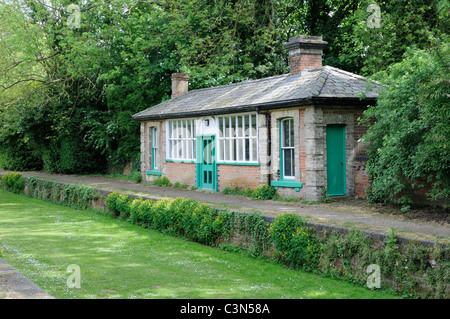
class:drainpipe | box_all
[256,107,272,185]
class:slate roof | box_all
[132,66,380,121]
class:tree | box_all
[340,0,448,75]
[361,42,449,206]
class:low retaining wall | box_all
[1,173,449,299]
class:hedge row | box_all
[0,173,99,209]
[106,192,235,246]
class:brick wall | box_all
[165,162,197,187]
[217,164,261,191]
[290,54,322,75]
[355,166,369,198]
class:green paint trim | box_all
[326,125,346,196]
[165,159,196,163]
[271,180,303,192]
[196,135,218,192]
[146,170,162,177]
[217,162,260,166]
[151,128,156,171]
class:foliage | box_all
[269,213,319,269]
[105,193,235,246]
[23,176,98,209]
[235,212,271,257]
[251,184,278,200]
[173,182,188,189]
[340,0,449,75]
[361,43,450,204]
[1,173,25,194]
[152,176,172,187]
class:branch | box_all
[0,78,59,92]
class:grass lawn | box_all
[0,190,399,299]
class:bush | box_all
[110,194,235,246]
[61,185,97,209]
[105,192,132,217]
[1,173,25,194]
[152,176,172,187]
[252,184,277,200]
[105,192,121,215]
[269,213,319,269]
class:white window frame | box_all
[166,119,196,161]
[217,113,258,163]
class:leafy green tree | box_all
[361,42,449,205]
[340,0,448,75]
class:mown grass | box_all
[0,190,398,299]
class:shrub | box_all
[251,184,277,200]
[152,176,172,187]
[269,213,319,269]
[61,185,96,209]
[106,192,121,215]
[130,171,142,184]
[116,193,132,218]
[1,173,25,194]
[129,199,145,224]
[137,200,154,226]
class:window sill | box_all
[270,180,303,192]
[146,170,162,177]
[217,162,260,166]
[165,159,195,163]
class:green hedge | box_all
[1,173,25,194]
[26,176,99,209]
[106,193,234,246]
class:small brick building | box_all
[132,35,379,201]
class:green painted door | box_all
[326,125,346,196]
[196,136,217,191]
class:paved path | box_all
[0,258,54,299]
[7,171,450,243]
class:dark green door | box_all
[326,125,346,196]
[196,136,217,191]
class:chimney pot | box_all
[284,35,327,76]
[171,73,189,98]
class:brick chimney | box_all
[171,73,189,98]
[284,35,327,76]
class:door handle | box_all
[339,160,343,166]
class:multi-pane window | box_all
[217,113,258,162]
[150,127,159,170]
[166,119,196,161]
[281,118,295,179]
